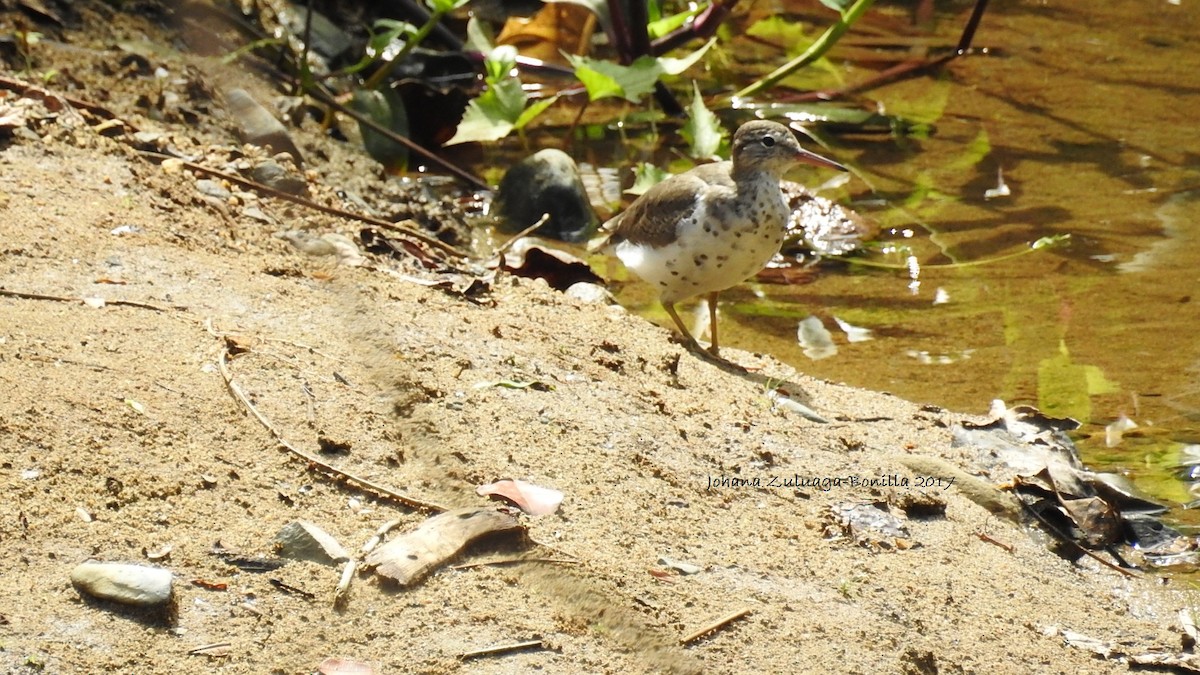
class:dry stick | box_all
[304,84,489,192]
[459,640,545,660]
[137,150,469,262]
[0,288,176,312]
[787,55,953,103]
[975,532,1014,553]
[490,213,551,261]
[680,607,752,645]
[449,557,579,570]
[333,558,356,610]
[361,518,407,555]
[216,346,448,513]
[187,643,232,656]
[339,518,410,609]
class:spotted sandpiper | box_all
[598,120,846,356]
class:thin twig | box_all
[360,518,406,555]
[216,345,448,513]
[776,0,993,104]
[333,558,356,610]
[187,642,232,656]
[491,213,551,261]
[680,607,752,645]
[0,288,178,312]
[458,640,545,660]
[450,557,579,571]
[735,0,877,99]
[975,532,1014,553]
[303,84,488,192]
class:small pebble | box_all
[195,179,232,201]
[564,282,613,304]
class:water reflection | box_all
[709,1,1200,518]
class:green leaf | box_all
[647,4,703,39]
[368,19,417,60]
[350,88,410,169]
[485,45,518,83]
[445,78,526,145]
[568,53,660,102]
[447,45,558,144]
[818,0,855,12]
[1031,234,1070,250]
[465,16,495,53]
[446,76,530,144]
[571,61,625,100]
[566,38,713,103]
[491,77,527,118]
[446,100,514,145]
[614,56,665,99]
[628,162,671,196]
[514,94,560,130]
[656,37,716,75]
[680,81,724,159]
[425,0,471,14]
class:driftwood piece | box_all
[364,507,523,586]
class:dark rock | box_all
[495,149,597,243]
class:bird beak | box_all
[797,147,847,172]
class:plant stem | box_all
[734,0,876,100]
[363,10,447,91]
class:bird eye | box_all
[761,136,776,147]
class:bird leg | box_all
[706,292,721,357]
[663,303,708,354]
[664,300,723,357]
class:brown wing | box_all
[601,161,735,249]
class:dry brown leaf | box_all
[496,3,596,65]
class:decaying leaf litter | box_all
[2,1,1200,674]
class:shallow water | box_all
[606,1,1200,523]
